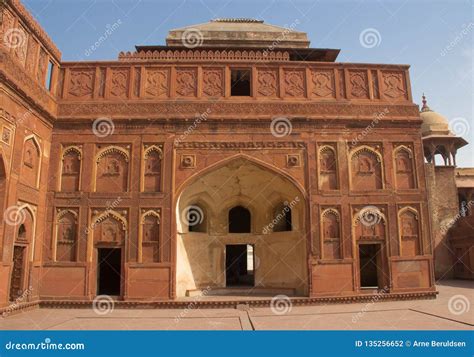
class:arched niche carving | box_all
[16,203,37,261]
[61,146,82,192]
[22,135,41,188]
[91,210,127,245]
[272,202,292,232]
[139,209,161,263]
[398,207,420,256]
[321,208,341,259]
[142,145,163,192]
[229,205,251,233]
[186,203,207,233]
[350,146,384,191]
[394,145,416,189]
[95,146,129,192]
[353,206,387,241]
[55,209,78,262]
[318,145,338,190]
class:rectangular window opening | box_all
[45,61,54,91]
[230,69,251,96]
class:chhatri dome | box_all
[420,94,451,136]
[420,94,467,166]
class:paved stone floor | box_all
[1,280,472,330]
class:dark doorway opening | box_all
[230,69,251,96]
[9,246,25,301]
[226,244,254,287]
[359,244,381,289]
[97,248,121,296]
[228,206,251,233]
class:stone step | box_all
[186,287,296,297]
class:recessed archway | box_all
[175,156,308,297]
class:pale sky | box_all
[24,0,473,167]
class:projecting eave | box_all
[134,45,340,62]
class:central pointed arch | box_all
[174,154,309,298]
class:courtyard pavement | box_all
[1,280,472,330]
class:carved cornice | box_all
[7,0,61,60]
[57,101,420,121]
[118,49,290,62]
[0,48,57,121]
[175,141,306,149]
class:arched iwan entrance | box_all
[175,157,308,297]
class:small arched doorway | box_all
[175,156,308,297]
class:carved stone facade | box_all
[3,3,471,308]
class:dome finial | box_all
[421,93,432,112]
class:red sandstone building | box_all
[0,0,472,309]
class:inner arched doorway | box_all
[175,156,308,297]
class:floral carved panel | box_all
[145,68,169,98]
[176,68,197,97]
[109,69,129,99]
[202,69,224,97]
[283,69,305,98]
[381,71,407,101]
[68,70,95,99]
[311,70,335,99]
[348,70,369,99]
[257,69,278,97]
